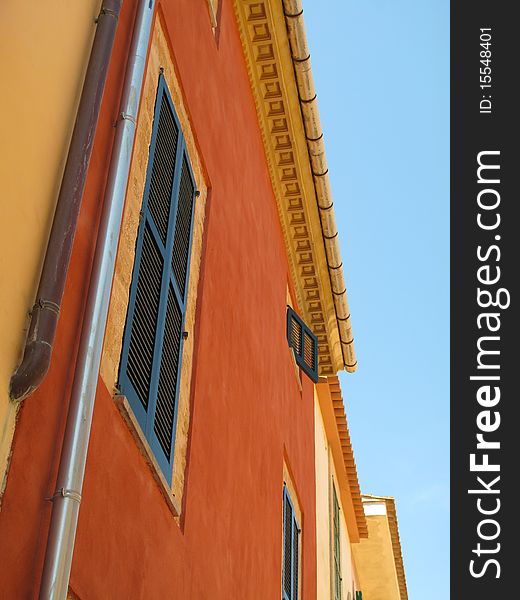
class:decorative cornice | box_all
[233,0,355,375]
[281,0,356,373]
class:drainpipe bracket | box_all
[46,488,82,504]
[119,112,137,125]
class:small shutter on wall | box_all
[286,306,318,382]
[355,593,363,600]
[119,75,196,484]
[283,487,300,600]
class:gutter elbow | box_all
[9,300,58,402]
[9,340,52,402]
[8,0,121,404]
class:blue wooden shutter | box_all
[119,75,196,483]
[283,487,300,600]
[286,306,318,382]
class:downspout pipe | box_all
[39,1,155,598]
[9,0,122,402]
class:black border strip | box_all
[451,4,517,596]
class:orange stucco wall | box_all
[0,1,318,598]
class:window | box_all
[355,593,363,600]
[333,485,342,600]
[283,487,300,600]
[287,306,318,382]
[118,74,196,484]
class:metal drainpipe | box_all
[39,1,155,597]
[9,0,122,402]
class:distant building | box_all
[352,495,409,600]
[0,1,407,599]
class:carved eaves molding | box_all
[234,0,346,375]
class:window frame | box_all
[286,306,319,383]
[118,74,197,484]
[283,485,301,600]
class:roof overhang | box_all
[233,0,356,375]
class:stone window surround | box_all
[100,14,208,519]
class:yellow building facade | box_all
[315,377,367,599]
[353,495,409,600]
[0,0,102,495]
[314,380,409,600]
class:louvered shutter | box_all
[119,75,196,483]
[286,307,318,383]
[283,487,300,600]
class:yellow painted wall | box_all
[334,450,358,600]
[352,503,402,600]
[339,501,358,600]
[315,395,332,599]
[314,392,359,599]
[0,0,102,497]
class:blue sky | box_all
[303,1,449,598]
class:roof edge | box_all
[233,0,356,375]
[282,0,357,372]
